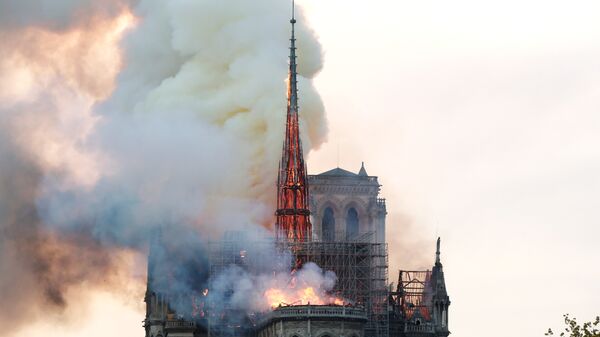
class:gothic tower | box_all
[275,2,312,243]
[431,238,450,336]
[307,162,387,243]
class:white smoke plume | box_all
[41,0,326,243]
[0,0,327,334]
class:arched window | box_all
[346,208,359,240]
[322,207,335,242]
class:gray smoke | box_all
[145,228,341,327]
[0,0,326,334]
[208,261,338,319]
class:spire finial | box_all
[435,237,442,266]
[358,161,368,176]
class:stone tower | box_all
[307,163,387,243]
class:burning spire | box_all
[275,0,312,243]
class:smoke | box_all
[146,230,342,327]
[39,0,326,243]
[0,6,142,333]
[0,0,326,334]
[0,0,137,31]
[208,261,338,316]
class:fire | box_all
[300,287,319,304]
[264,286,345,309]
[261,263,346,309]
[333,297,345,306]
[265,288,288,307]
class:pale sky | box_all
[11,1,600,336]
[304,1,600,336]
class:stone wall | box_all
[308,167,386,243]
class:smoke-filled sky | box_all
[1,0,325,335]
[1,0,599,337]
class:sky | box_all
[4,1,600,337]
[302,0,600,336]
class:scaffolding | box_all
[285,240,389,337]
[397,270,432,321]
[205,231,389,337]
[206,232,273,337]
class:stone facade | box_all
[256,305,367,337]
[144,291,202,337]
[308,164,386,244]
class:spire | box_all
[358,161,368,176]
[435,237,442,267]
[431,236,450,331]
[289,0,298,116]
[275,0,312,243]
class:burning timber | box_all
[143,3,450,337]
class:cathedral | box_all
[308,163,387,244]
[143,5,450,337]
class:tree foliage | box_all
[546,314,600,337]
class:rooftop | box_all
[316,167,359,177]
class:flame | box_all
[264,286,345,309]
[333,297,345,306]
[265,288,288,307]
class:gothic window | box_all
[346,207,359,240]
[322,207,335,242]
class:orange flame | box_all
[264,286,345,309]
